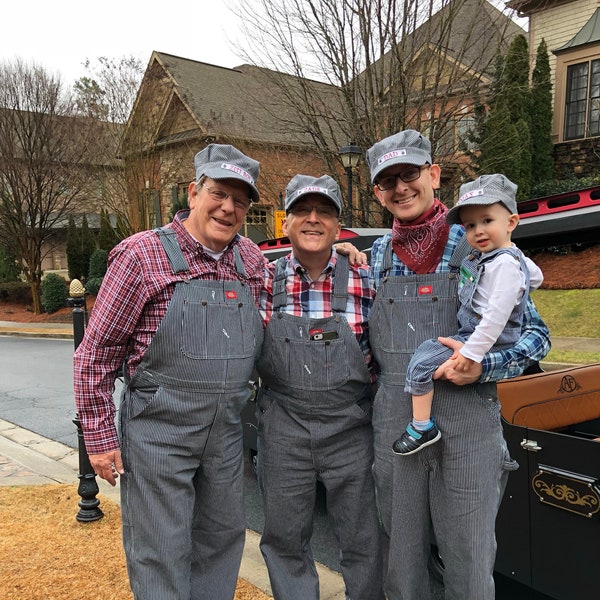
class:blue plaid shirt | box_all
[370,224,551,382]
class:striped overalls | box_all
[369,239,518,600]
[119,229,264,600]
[255,255,384,600]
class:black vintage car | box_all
[494,364,600,599]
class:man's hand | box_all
[433,337,482,386]
[334,242,368,266]
[88,450,124,486]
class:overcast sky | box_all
[2,1,245,87]
[3,1,527,89]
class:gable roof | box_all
[149,52,343,147]
[422,0,524,70]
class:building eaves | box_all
[553,7,600,54]
[505,0,572,18]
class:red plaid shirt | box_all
[73,211,266,454]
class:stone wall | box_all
[554,138,600,178]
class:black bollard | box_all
[68,279,103,522]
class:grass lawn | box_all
[530,288,600,364]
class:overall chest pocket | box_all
[180,300,257,359]
[270,335,350,391]
[371,274,460,354]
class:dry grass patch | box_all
[0,484,271,599]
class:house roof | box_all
[150,52,343,147]
[506,0,572,18]
[139,0,523,152]
[411,0,525,73]
[554,7,600,54]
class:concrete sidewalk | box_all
[0,418,346,600]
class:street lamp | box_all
[68,279,103,523]
[339,143,362,227]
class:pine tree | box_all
[531,39,554,184]
[480,100,520,176]
[479,35,533,197]
[515,119,532,200]
[80,215,97,281]
[98,209,118,252]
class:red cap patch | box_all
[418,285,433,295]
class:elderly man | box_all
[74,144,266,600]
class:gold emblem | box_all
[532,466,600,518]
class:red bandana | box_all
[391,199,450,274]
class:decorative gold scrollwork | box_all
[532,466,600,518]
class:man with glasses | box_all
[254,174,384,600]
[74,144,266,600]
[364,130,550,599]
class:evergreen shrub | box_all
[41,273,68,314]
[85,277,103,296]
[88,249,108,280]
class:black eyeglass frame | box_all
[375,164,431,191]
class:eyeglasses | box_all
[375,164,430,191]
[201,183,252,211]
[288,204,339,219]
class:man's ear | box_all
[429,164,441,190]
[373,186,386,207]
[334,221,342,240]
[188,181,198,208]
[282,217,289,236]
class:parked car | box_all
[493,364,600,599]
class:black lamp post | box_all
[68,279,104,522]
[339,143,362,227]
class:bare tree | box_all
[74,57,143,239]
[0,59,92,313]
[233,0,523,223]
[75,56,192,238]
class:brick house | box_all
[121,53,339,241]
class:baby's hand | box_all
[452,353,476,373]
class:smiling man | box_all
[74,144,266,600]
[364,130,550,600]
[254,174,384,600]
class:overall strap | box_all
[154,228,190,273]
[272,257,288,311]
[331,253,350,313]
[232,244,247,278]
[381,238,394,275]
[480,246,530,288]
[448,235,472,271]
